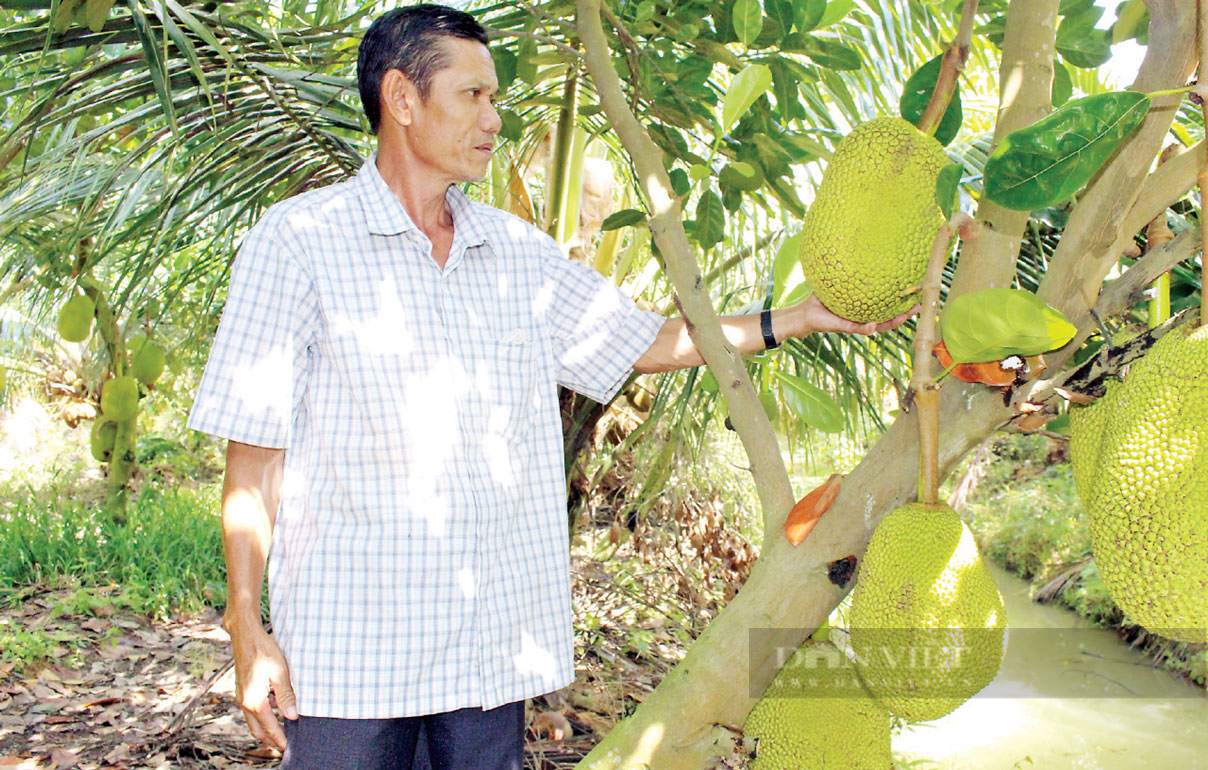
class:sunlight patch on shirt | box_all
[511,631,560,686]
[562,289,623,366]
[330,277,415,357]
[456,567,476,600]
[229,345,292,421]
[401,356,465,539]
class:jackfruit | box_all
[848,503,1006,722]
[100,376,139,422]
[1070,320,1208,644]
[90,419,117,463]
[799,116,950,324]
[743,641,891,769]
[129,337,166,385]
[57,294,95,343]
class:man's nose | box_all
[484,104,502,135]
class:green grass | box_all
[0,480,226,618]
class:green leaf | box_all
[816,0,855,28]
[497,110,523,142]
[493,48,517,94]
[899,54,963,146]
[669,168,691,196]
[791,0,826,32]
[941,288,1078,363]
[777,372,845,433]
[689,164,713,181]
[779,281,813,308]
[693,189,726,250]
[765,0,795,34]
[84,0,117,33]
[601,209,648,231]
[1111,0,1148,44]
[983,91,1151,211]
[722,64,773,132]
[1051,60,1072,108]
[788,34,862,70]
[773,231,802,303]
[935,163,962,220]
[1056,3,1111,68]
[733,0,764,47]
[719,161,764,192]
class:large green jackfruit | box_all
[90,419,117,463]
[57,294,95,343]
[799,116,950,324]
[848,503,1006,722]
[100,376,139,422]
[743,641,891,769]
[1070,320,1208,643]
[129,336,166,385]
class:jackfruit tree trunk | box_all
[106,416,137,524]
[571,0,1195,766]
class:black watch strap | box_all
[760,308,779,350]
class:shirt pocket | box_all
[485,334,538,445]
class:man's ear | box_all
[380,69,415,129]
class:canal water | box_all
[893,563,1208,769]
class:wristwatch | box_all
[760,308,780,350]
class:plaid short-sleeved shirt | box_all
[187,153,663,719]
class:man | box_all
[187,5,909,769]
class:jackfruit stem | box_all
[1146,145,1177,329]
[912,217,964,504]
[916,0,979,138]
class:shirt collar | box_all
[355,151,491,250]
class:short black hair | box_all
[357,4,490,135]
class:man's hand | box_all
[795,294,918,336]
[227,619,297,751]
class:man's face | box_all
[403,37,502,185]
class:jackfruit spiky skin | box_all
[743,641,891,769]
[848,503,1006,722]
[1068,383,1116,507]
[799,117,949,324]
[1074,321,1208,644]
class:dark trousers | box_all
[280,700,525,770]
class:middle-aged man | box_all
[187,5,911,769]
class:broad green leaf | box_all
[1051,60,1072,108]
[85,0,117,33]
[816,0,855,28]
[1111,0,1148,44]
[779,281,812,308]
[601,209,648,231]
[497,110,523,142]
[1056,3,1111,68]
[899,54,963,146]
[791,0,826,32]
[765,0,795,34]
[722,64,773,132]
[669,168,691,196]
[983,91,1150,211]
[941,288,1077,363]
[53,0,83,34]
[693,189,726,250]
[733,0,764,47]
[493,48,517,94]
[516,38,538,85]
[770,58,804,122]
[773,231,802,303]
[935,163,962,220]
[719,161,764,191]
[636,0,657,23]
[788,34,862,70]
[689,164,713,181]
[759,390,780,423]
[777,372,845,433]
[700,370,719,393]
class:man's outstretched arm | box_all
[221,440,296,751]
[633,294,916,374]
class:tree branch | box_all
[917,0,980,137]
[576,0,795,539]
[948,0,1059,300]
[1037,0,1197,350]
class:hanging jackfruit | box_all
[743,641,891,769]
[90,419,118,462]
[100,376,139,422]
[848,503,1007,722]
[799,116,950,323]
[1069,320,1208,644]
[129,337,166,385]
[57,294,95,343]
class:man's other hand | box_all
[228,620,297,751]
[797,294,918,336]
